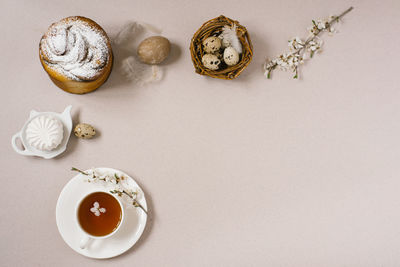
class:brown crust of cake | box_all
[39,16,113,94]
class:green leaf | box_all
[312,20,317,26]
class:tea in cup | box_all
[76,191,124,249]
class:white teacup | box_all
[76,191,125,249]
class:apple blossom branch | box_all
[71,167,148,215]
[264,6,353,79]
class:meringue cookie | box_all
[25,115,64,151]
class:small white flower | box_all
[327,26,337,35]
[317,20,325,30]
[287,53,302,67]
[129,190,138,200]
[307,37,323,54]
[90,201,106,216]
[262,7,352,80]
[308,26,318,36]
[89,168,98,176]
[264,58,277,70]
[288,37,305,51]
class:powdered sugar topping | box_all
[40,17,110,81]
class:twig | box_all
[71,167,148,214]
[71,167,88,176]
[265,7,353,79]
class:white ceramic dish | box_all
[56,167,148,259]
[11,105,72,159]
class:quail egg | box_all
[202,54,221,70]
[223,47,240,66]
[74,123,96,139]
[202,37,221,54]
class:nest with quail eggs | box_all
[190,15,253,80]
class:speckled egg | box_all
[223,47,240,66]
[137,36,171,65]
[202,54,221,70]
[74,123,96,139]
[202,37,221,54]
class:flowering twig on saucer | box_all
[264,6,353,79]
[71,167,148,215]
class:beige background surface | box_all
[1,0,400,266]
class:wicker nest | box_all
[190,15,253,80]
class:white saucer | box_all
[56,167,147,259]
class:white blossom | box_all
[288,37,305,50]
[72,167,148,214]
[128,189,138,200]
[316,19,326,30]
[307,38,323,55]
[90,201,106,216]
[264,7,353,79]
